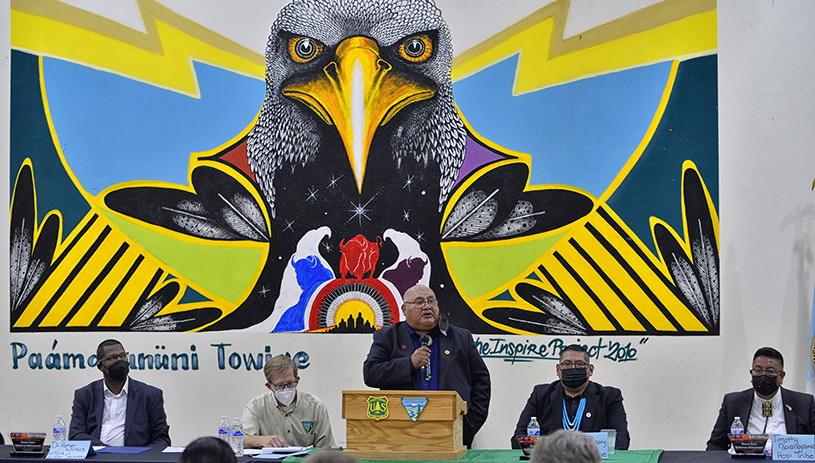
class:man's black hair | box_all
[97,339,123,359]
[753,346,784,369]
[559,344,590,363]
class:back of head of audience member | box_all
[302,449,359,463]
[180,437,236,463]
[531,429,601,463]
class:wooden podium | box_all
[342,390,468,460]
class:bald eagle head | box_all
[247,0,466,217]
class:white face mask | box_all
[275,388,296,407]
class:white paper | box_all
[162,447,263,455]
[161,447,186,453]
[261,445,312,454]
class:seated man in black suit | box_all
[511,344,630,450]
[363,284,491,448]
[69,339,170,447]
[707,346,815,450]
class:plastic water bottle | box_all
[527,416,541,436]
[218,416,230,442]
[53,415,67,441]
[230,417,244,456]
[731,416,744,435]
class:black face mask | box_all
[752,374,779,396]
[561,367,589,389]
[107,360,130,381]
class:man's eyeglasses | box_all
[405,298,437,308]
[269,380,297,391]
[100,352,129,363]
[751,368,781,377]
[559,361,589,369]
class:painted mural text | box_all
[9,340,310,371]
[210,343,310,370]
[474,337,643,364]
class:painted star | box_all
[328,174,342,189]
[403,174,415,191]
[306,187,319,203]
[347,196,376,225]
[403,210,410,221]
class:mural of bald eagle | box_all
[248,0,466,216]
[97,0,599,334]
[93,0,714,336]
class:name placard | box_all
[587,432,609,459]
[46,441,96,460]
[773,435,815,461]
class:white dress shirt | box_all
[747,389,786,435]
[100,378,129,446]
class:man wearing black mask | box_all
[510,344,630,449]
[706,347,815,450]
[69,339,170,447]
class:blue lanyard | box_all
[562,398,586,431]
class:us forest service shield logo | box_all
[367,396,389,420]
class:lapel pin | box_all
[445,350,450,355]
[787,405,793,411]
[401,345,407,350]
[586,412,591,418]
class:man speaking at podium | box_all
[363,284,491,447]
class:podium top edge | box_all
[342,390,462,397]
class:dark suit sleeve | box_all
[511,386,542,449]
[462,331,490,442]
[69,388,104,446]
[363,326,413,388]
[146,388,170,447]
[605,388,630,450]
[706,395,731,450]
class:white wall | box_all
[2,0,815,452]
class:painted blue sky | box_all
[42,58,265,195]
[453,56,673,197]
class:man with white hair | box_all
[531,430,601,463]
[363,284,491,447]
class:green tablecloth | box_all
[284,449,663,463]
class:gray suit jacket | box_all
[69,378,170,447]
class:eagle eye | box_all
[288,37,323,63]
[398,34,433,63]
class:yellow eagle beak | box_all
[283,37,435,193]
